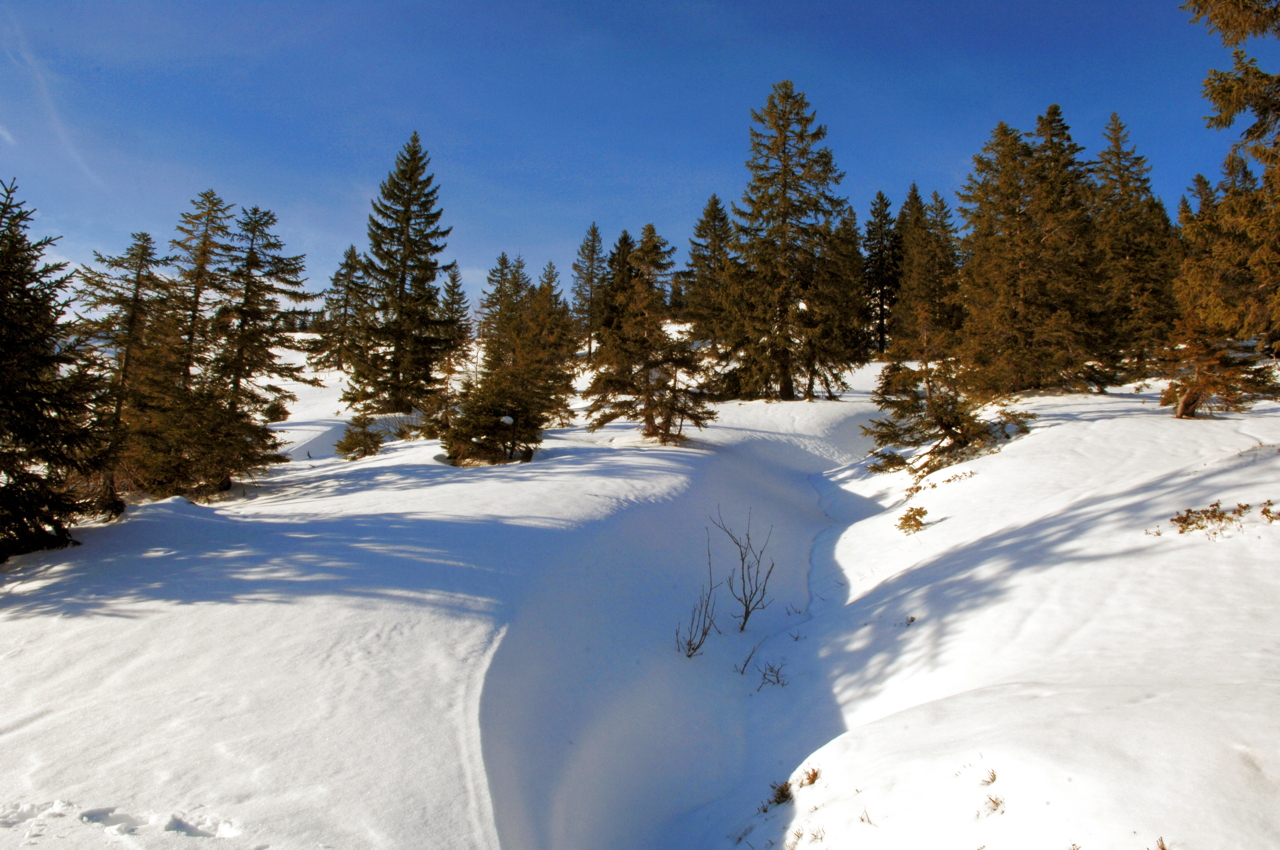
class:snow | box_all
[2,358,1278,849]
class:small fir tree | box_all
[570,223,606,357]
[311,245,371,373]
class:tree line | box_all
[3,0,1278,561]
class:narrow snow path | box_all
[479,398,878,850]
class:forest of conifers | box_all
[3,0,1279,563]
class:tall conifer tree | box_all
[346,132,453,414]
[864,191,901,356]
[683,194,737,348]
[570,223,606,356]
[726,80,846,400]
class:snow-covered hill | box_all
[2,362,1277,850]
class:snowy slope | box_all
[2,357,1278,850]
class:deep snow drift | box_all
[1,360,1277,850]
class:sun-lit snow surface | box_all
[2,351,1278,849]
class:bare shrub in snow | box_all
[757,660,787,690]
[675,551,721,658]
[713,508,776,631]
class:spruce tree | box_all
[570,223,606,356]
[892,190,963,362]
[795,209,870,400]
[683,194,737,349]
[1091,114,1180,372]
[0,182,102,561]
[346,132,453,414]
[864,190,901,356]
[727,80,847,400]
[585,224,715,441]
[443,257,575,463]
[955,108,1106,395]
[169,190,233,387]
[75,232,172,509]
[311,245,371,373]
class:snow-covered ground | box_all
[2,357,1277,849]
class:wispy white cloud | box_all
[0,124,14,145]
[3,11,106,190]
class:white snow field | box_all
[2,359,1278,850]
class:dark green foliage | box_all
[570,223,606,355]
[417,265,473,437]
[585,224,716,442]
[796,209,870,400]
[75,231,173,510]
[346,132,453,414]
[169,190,233,388]
[862,361,1032,479]
[955,108,1108,394]
[1092,114,1179,372]
[892,191,963,362]
[0,182,102,562]
[865,191,901,356]
[443,257,577,463]
[725,80,848,400]
[682,194,738,348]
[335,411,386,460]
[311,245,371,373]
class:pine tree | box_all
[683,194,737,348]
[864,190,901,356]
[892,191,963,362]
[727,80,847,400]
[181,206,309,490]
[169,190,233,388]
[862,360,1031,479]
[955,108,1106,395]
[1092,114,1179,373]
[442,258,575,463]
[75,231,173,509]
[0,182,102,561]
[795,209,869,400]
[585,224,715,441]
[570,223,606,356]
[346,132,453,414]
[311,245,371,373]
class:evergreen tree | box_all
[585,224,716,441]
[595,230,638,342]
[892,191,963,362]
[1091,114,1180,372]
[443,257,575,463]
[795,209,870,400]
[955,108,1106,395]
[169,190,233,388]
[311,245,371,373]
[346,132,453,414]
[864,190,901,356]
[726,80,847,400]
[75,231,172,509]
[0,182,102,561]
[683,194,737,348]
[569,223,605,358]
[862,360,1031,479]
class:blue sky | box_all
[1,1,1272,301]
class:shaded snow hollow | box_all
[2,359,1278,850]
